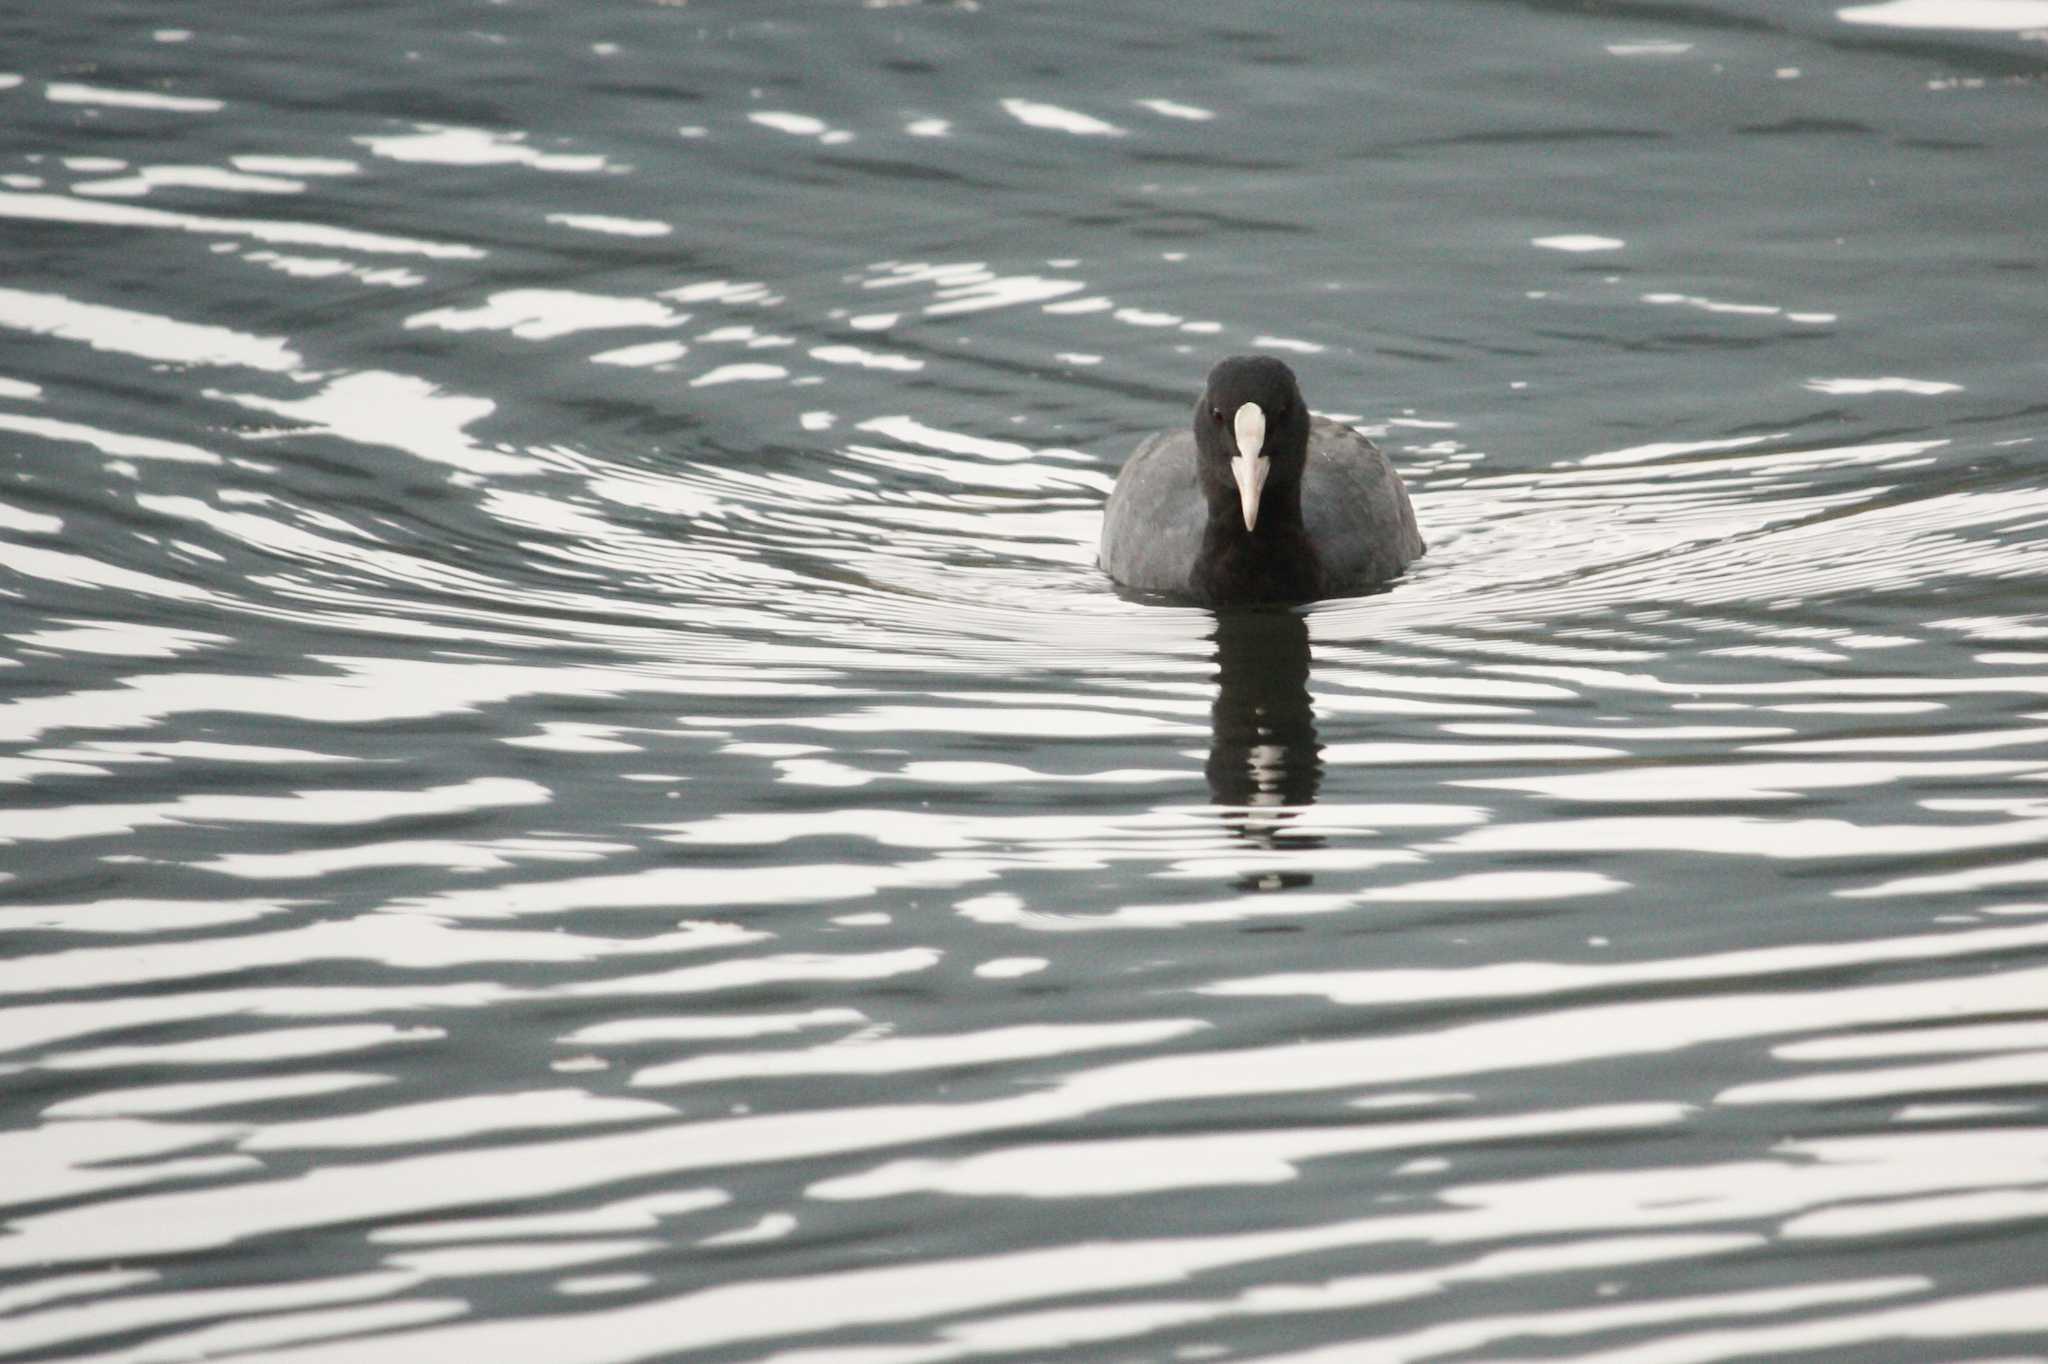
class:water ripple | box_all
[7,1,2048,1359]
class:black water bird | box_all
[1099,356,1425,604]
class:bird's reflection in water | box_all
[1205,608,1323,887]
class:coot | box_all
[1099,355,1424,604]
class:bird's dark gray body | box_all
[1099,416,1425,598]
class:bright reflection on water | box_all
[4,1,2048,1360]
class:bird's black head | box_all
[1193,355,1310,534]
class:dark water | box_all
[6,1,2048,1358]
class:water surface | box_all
[5,1,2048,1360]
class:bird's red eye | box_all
[1211,407,1225,421]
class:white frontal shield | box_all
[1230,402,1270,532]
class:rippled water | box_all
[6,1,2048,1359]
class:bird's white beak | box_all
[1230,401,1269,532]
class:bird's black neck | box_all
[1194,506,1323,604]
